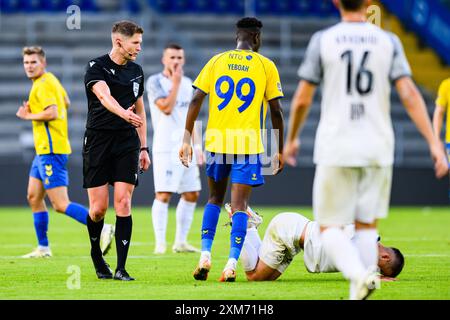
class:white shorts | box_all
[152,152,201,194]
[259,213,310,274]
[313,165,392,226]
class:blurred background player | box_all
[228,205,404,282]
[179,17,285,282]
[17,46,114,258]
[83,21,150,281]
[284,0,448,299]
[146,43,202,254]
[432,77,450,201]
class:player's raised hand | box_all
[122,104,143,128]
[272,152,284,175]
[283,138,300,167]
[171,63,183,84]
[179,142,192,168]
[430,142,448,178]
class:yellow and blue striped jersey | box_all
[28,72,71,155]
[193,49,283,154]
[436,78,450,143]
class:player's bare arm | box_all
[396,76,448,178]
[284,80,316,166]
[180,89,206,167]
[134,96,151,171]
[16,101,58,121]
[91,80,143,128]
[432,103,446,147]
[155,64,183,115]
[268,98,285,175]
[193,121,205,166]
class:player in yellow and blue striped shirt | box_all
[16,46,114,258]
[433,77,450,201]
[179,17,285,282]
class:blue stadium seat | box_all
[229,0,245,14]
[311,0,339,16]
[171,0,192,13]
[273,0,291,14]
[124,0,141,13]
[0,0,22,13]
[73,0,98,12]
[20,0,44,12]
[255,0,272,14]
[213,0,232,13]
[193,0,211,13]
[289,0,313,15]
[147,0,171,12]
[40,0,72,12]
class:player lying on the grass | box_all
[224,204,404,282]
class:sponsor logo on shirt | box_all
[133,82,139,97]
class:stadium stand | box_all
[0,0,444,170]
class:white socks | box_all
[225,258,238,271]
[240,227,262,272]
[321,227,365,282]
[175,198,196,244]
[152,199,169,247]
[353,229,379,269]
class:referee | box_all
[83,20,150,281]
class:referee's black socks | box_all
[115,215,132,271]
[87,215,104,258]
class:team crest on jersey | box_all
[133,82,139,97]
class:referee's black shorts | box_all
[82,128,140,188]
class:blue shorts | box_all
[205,152,264,187]
[29,154,69,189]
[447,143,450,168]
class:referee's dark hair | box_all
[339,0,366,11]
[112,20,144,37]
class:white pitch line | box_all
[380,238,445,242]
[0,255,191,260]
[0,242,153,248]
[403,254,450,257]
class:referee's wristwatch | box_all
[140,147,149,153]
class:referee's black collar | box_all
[106,53,127,68]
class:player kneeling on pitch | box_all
[225,205,404,283]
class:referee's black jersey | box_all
[84,54,144,130]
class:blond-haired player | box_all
[17,46,114,258]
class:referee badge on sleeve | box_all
[133,82,139,97]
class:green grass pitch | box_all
[0,206,449,300]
